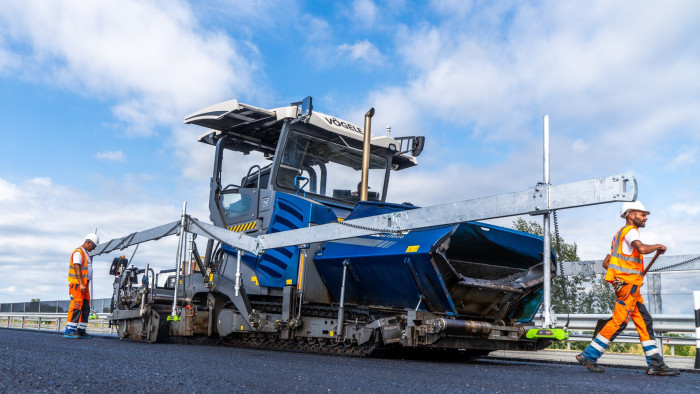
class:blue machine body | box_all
[222,194,551,322]
[314,201,456,313]
[223,193,338,288]
[313,201,550,321]
[203,97,552,324]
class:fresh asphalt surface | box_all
[1,329,696,393]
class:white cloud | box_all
[1,0,699,309]
[671,202,700,216]
[0,0,269,303]
[192,0,298,31]
[430,0,478,19]
[0,178,19,201]
[570,139,588,154]
[371,1,700,151]
[351,0,379,26]
[95,150,125,162]
[353,1,700,264]
[0,176,183,303]
[29,177,51,187]
[387,156,540,207]
[338,40,384,65]
[0,0,260,136]
[665,147,696,170]
[0,286,16,295]
[0,35,20,74]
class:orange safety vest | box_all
[604,225,645,286]
[68,247,89,284]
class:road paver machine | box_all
[98,97,635,355]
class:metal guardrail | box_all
[2,312,696,348]
[0,312,115,334]
[538,313,696,332]
[534,313,698,347]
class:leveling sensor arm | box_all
[94,173,636,258]
[92,221,181,256]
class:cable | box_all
[336,219,403,234]
[553,210,563,273]
[336,218,452,234]
[552,206,569,330]
[647,254,700,273]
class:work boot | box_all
[647,364,680,376]
[63,332,81,339]
[77,330,93,339]
[576,353,605,373]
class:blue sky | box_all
[1,1,699,313]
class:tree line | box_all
[512,218,615,314]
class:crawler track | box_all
[220,332,379,357]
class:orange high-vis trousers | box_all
[65,282,90,334]
[581,282,663,366]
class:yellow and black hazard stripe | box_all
[228,220,258,232]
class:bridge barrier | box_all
[534,313,698,355]
[0,312,115,334]
[2,310,695,347]
[0,298,112,314]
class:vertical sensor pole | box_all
[235,249,242,297]
[360,108,375,201]
[171,201,187,317]
[542,115,552,328]
[337,259,350,339]
[140,263,149,316]
[694,290,700,370]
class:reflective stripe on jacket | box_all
[604,225,644,286]
[68,247,89,284]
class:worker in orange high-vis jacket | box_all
[576,201,679,376]
[64,233,99,339]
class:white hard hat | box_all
[620,201,650,218]
[85,233,99,246]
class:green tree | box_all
[512,218,614,314]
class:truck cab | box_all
[186,98,424,230]
[185,99,427,290]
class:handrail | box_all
[242,164,262,219]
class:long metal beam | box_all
[186,218,258,253]
[93,173,635,257]
[254,173,636,253]
[92,221,181,256]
